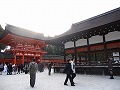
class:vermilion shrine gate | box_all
[0,24,47,65]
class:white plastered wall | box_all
[76,39,87,47]
[64,31,120,48]
[65,41,74,49]
[89,35,103,44]
[105,31,120,41]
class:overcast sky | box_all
[0,0,120,37]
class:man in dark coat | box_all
[70,58,76,84]
[17,64,21,74]
[48,63,52,75]
[29,58,38,87]
[9,63,12,75]
[63,59,75,86]
[108,59,114,79]
[0,63,3,75]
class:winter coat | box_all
[3,64,7,72]
[48,63,52,70]
[29,62,38,74]
[63,63,73,75]
[0,64,3,71]
[8,64,12,72]
[12,64,17,72]
[108,60,113,72]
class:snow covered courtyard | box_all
[0,68,120,90]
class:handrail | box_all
[53,61,120,67]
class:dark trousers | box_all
[48,68,51,75]
[64,74,74,85]
[72,73,76,79]
[72,73,76,83]
[109,71,114,79]
[30,74,36,87]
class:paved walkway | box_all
[0,69,120,90]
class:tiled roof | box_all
[46,7,120,45]
[56,7,120,38]
[0,7,120,46]
[5,24,49,40]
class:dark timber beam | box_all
[74,41,77,63]
[87,38,90,64]
[103,34,108,61]
[63,44,66,62]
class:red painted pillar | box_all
[22,52,25,65]
[34,53,36,59]
[14,52,17,64]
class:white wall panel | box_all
[105,31,120,41]
[89,35,103,44]
[65,41,74,48]
[76,39,87,46]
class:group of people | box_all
[63,58,76,86]
[7,63,25,75]
[22,59,76,88]
[0,59,38,88]
[0,63,29,75]
[0,58,115,88]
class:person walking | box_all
[7,63,10,75]
[12,64,17,75]
[0,63,3,75]
[70,58,76,84]
[63,59,75,86]
[29,58,38,88]
[9,63,12,75]
[3,64,8,74]
[108,59,114,79]
[20,64,24,73]
[17,64,21,74]
[48,63,52,75]
[24,64,29,74]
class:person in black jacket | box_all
[108,59,114,79]
[0,63,3,75]
[29,58,38,88]
[9,63,12,75]
[63,59,75,86]
[48,63,52,75]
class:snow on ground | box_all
[0,68,120,90]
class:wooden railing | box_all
[53,61,120,67]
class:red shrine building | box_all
[0,24,47,65]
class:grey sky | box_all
[0,0,120,37]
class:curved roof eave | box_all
[0,25,8,40]
[1,7,120,46]
[46,7,120,46]
[5,24,50,41]
[53,7,120,39]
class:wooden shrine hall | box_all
[46,7,120,75]
[47,7,120,63]
[0,24,47,65]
